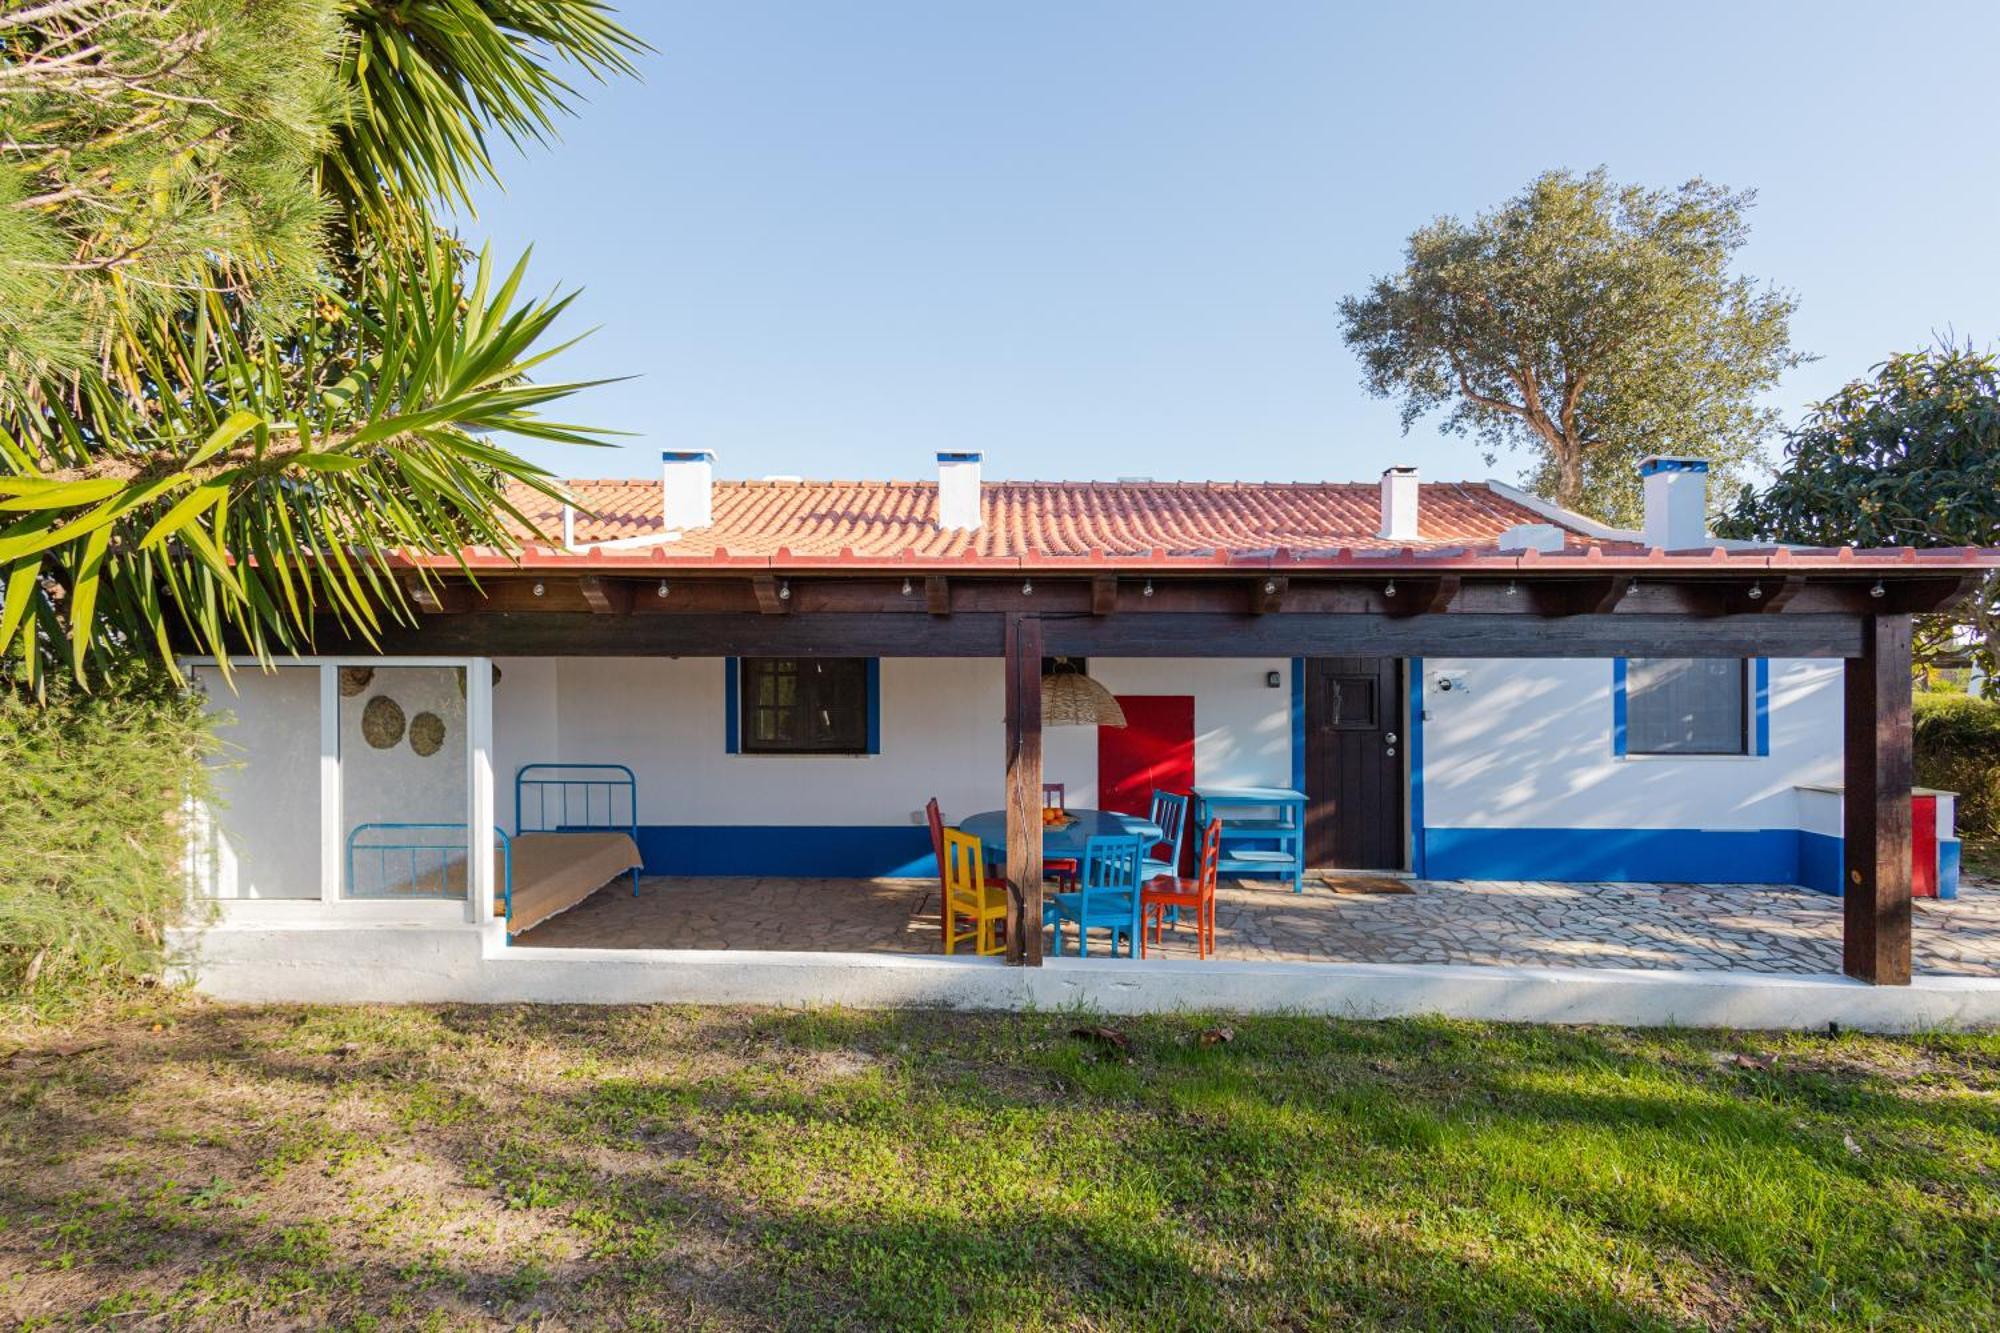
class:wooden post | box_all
[1003,613,1045,965]
[1843,613,1913,984]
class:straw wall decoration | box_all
[360,695,406,749]
[408,712,447,757]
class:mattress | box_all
[500,830,644,935]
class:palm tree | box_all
[0,0,643,687]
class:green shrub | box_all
[1914,690,2000,847]
[0,667,217,1018]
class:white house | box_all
[178,450,1993,1015]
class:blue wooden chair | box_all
[1048,834,1146,958]
[1143,789,1190,898]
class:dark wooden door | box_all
[1304,657,1405,870]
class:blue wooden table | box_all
[958,808,1165,861]
[1190,785,1308,891]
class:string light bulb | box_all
[532,581,545,597]
[1384,580,1398,599]
[778,580,791,601]
[1142,579,1155,598]
[1022,578,1033,595]
[656,580,669,598]
[1869,581,1885,599]
[1747,583,1764,601]
[901,578,913,596]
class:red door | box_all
[1097,695,1196,871]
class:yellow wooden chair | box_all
[941,828,1008,956]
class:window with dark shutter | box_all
[1625,658,1749,756]
[739,658,870,755]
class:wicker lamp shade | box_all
[1041,668,1126,728]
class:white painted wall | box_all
[489,656,1295,829]
[193,666,320,899]
[1043,658,1294,807]
[340,665,467,891]
[1420,657,1843,831]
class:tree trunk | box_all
[1555,443,1584,512]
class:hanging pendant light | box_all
[1041,657,1126,728]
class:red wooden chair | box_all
[1140,818,1220,959]
[1042,783,1079,888]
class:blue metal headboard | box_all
[514,763,639,842]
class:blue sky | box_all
[459,2,2000,487]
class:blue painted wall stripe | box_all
[627,820,1848,887]
[634,825,935,877]
[1425,826,1809,885]
[1610,658,1629,757]
[1408,656,1426,878]
[1289,657,1306,794]
[723,657,740,754]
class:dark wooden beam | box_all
[1003,614,1045,966]
[1526,575,1632,617]
[310,608,1869,659]
[751,575,790,615]
[926,576,951,617]
[1041,612,1866,659]
[1843,613,1914,985]
[1090,575,1118,616]
[1879,572,1989,616]
[406,578,468,614]
[577,575,632,615]
[1380,575,1460,618]
[1251,575,1288,615]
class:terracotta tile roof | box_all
[504,478,1583,560]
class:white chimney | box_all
[1640,456,1709,550]
[1497,522,1565,553]
[661,449,714,530]
[936,451,982,530]
[1378,466,1420,541]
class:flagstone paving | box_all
[517,872,2000,976]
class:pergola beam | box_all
[313,609,1872,659]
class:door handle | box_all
[1384,732,1398,744]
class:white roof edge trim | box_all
[569,530,686,553]
[1480,479,1636,541]
[1480,478,1801,552]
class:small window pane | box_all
[1331,677,1377,728]
[1627,658,1747,756]
[740,657,870,754]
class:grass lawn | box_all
[3,1003,1999,1330]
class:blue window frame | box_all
[726,657,880,755]
[1613,657,1770,757]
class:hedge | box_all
[0,668,217,1018]
[1914,690,2000,848]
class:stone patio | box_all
[514,872,2000,977]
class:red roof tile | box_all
[505,478,1583,560]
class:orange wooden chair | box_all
[1140,818,1220,959]
[941,828,1008,956]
